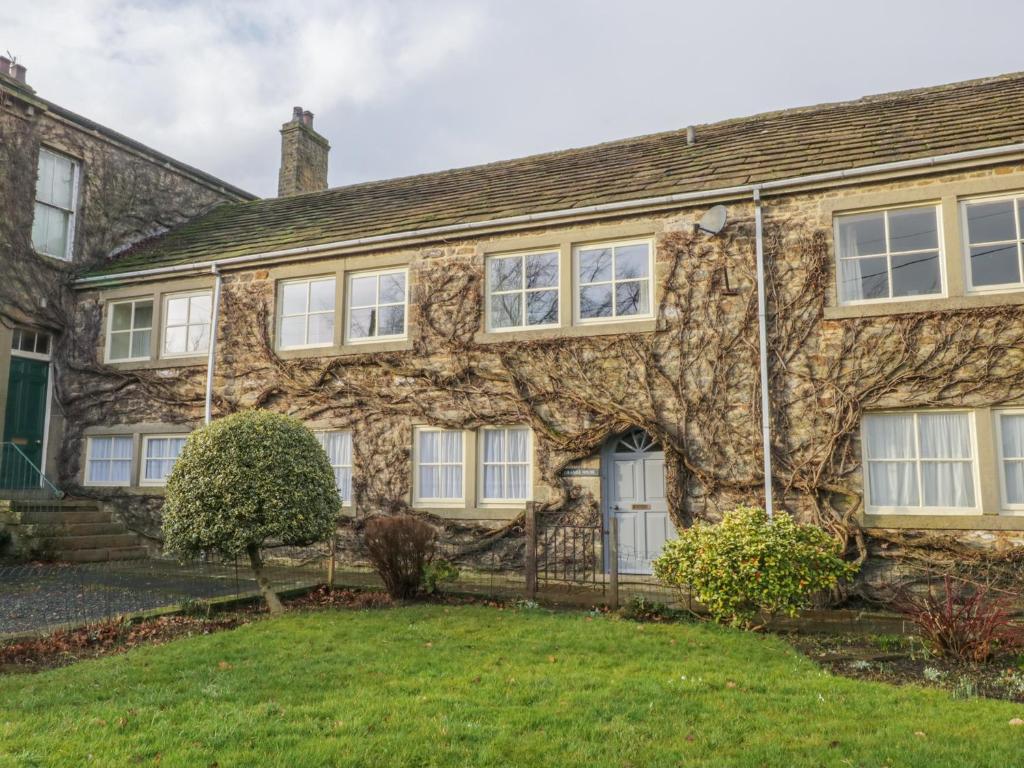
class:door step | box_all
[3,498,149,563]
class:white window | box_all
[85,436,133,486]
[278,277,336,349]
[862,412,978,513]
[996,411,1024,511]
[11,328,51,359]
[962,195,1024,292]
[575,240,653,322]
[413,428,465,506]
[32,148,79,261]
[316,430,353,503]
[107,299,153,362]
[479,427,531,503]
[835,206,943,304]
[163,291,212,357]
[346,268,407,343]
[486,251,559,330]
[141,435,188,486]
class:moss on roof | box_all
[85,72,1024,278]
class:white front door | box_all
[605,429,675,575]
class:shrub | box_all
[363,515,437,599]
[163,410,339,613]
[891,575,1024,663]
[653,505,857,628]
[423,558,459,595]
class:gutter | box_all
[203,264,223,424]
[75,141,1024,287]
[752,189,773,519]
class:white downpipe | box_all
[753,188,773,519]
[204,264,222,425]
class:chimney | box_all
[686,125,696,146]
[0,57,10,78]
[277,105,330,197]
[12,63,26,84]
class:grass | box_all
[2,604,1023,767]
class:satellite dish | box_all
[696,205,728,236]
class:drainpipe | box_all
[204,264,222,425]
[753,188,774,519]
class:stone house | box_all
[0,60,252,557]
[13,65,1024,579]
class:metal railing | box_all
[0,442,62,499]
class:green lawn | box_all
[1,605,1023,767]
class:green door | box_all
[2,356,49,488]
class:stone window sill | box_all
[104,355,208,371]
[474,319,656,344]
[824,291,1024,320]
[862,513,1024,531]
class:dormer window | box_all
[32,148,80,261]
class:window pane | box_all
[507,465,528,499]
[1005,462,1024,505]
[483,430,504,462]
[441,465,462,498]
[112,437,133,459]
[922,462,975,507]
[526,290,558,326]
[489,257,522,292]
[868,461,918,507]
[969,244,1020,287]
[131,328,151,359]
[484,465,503,498]
[615,280,649,316]
[525,253,558,289]
[165,297,189,326]
[36,150,55,202]
[348,308,374,339]
[891,252,940,297]
[579,284,613,318]
[967,201,1016,244]
[110,459,132,483]
[888,208,938,252]
[378,305,405,336]
[111,303,133,332]
[507,429,529,462]
[439,431,462,463]
[282,282,308,315]
[88,459,110,483]
[337,467,353,500]
[109,332,130,360]
[837,213,886,257]
[307,313,334,345]
[490,293,522,329]
[379,273,406,304]
[91,438,112,460]
[864,414,916,459]
[839,256,889,302]
[578,249,613,283]
[134,302,153,329]
[280,316,306,347]
[49,153,75,209]
[1001,414,1024,459]
[186,322,210,353]
[32,204,68,258]
[614,244,649,279]
[350,276,377,308]
[189,295,212,324]
[418,431,438,463]
[163,326,186,355]
[918,413,971,459]
[309,279,335,313]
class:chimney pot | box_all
[278,107,330,197]
[292,105,303,121]
[302,110,314,128]
[12,64,26,84]
[0,57,10,77]
[686,125,696,146]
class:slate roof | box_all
[85,71,1024,278]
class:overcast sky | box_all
[6,0,1024,197]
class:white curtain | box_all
[482,428,529,500]
[317,431,353,500]
[864,414,915,459]
[418,430,462,500]
[145,436,186,482]
[89,437,132,484]
[1001,415,1024,505]
[838,218,866,302]
[483,430,504,498]
[918,413,975,507]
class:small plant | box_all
[997,669,1024,697]
[951,675,978,700]
[890,575,1024,663]
[620,595,676,622]
[423,558,460,595]
[653,505,857,628]
[922,666,947,683]
[847,659,873,672]
[179,597,211,618]
[362,515,437,599]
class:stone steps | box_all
[5,498,149,563]
[53,546,150,563]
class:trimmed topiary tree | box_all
[653,505,857,628]
[163,410,339,613]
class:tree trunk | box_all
[247,543,284,614]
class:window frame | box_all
[105,297,154,364]
[83,435,134,488]
[860,409,981,515]
[161,290,213,359]
[32,147,80,262]
[960,192,1024,295]
[477,426,532,507]
[484,250,561,333]
[994,409,1024,514]
[315,429,354,507]
[276,275,337,351]
[411,426,467,508]
[344,267,409,345]
[833,203,947,307]
[572,238,656,325]
[139,434,189,487]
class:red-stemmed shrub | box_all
[892,575,1024,663]
[363,515,437,599]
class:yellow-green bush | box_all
[653,505,857,627]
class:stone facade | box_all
[63,157,1024,590]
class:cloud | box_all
[2,0,485,194]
